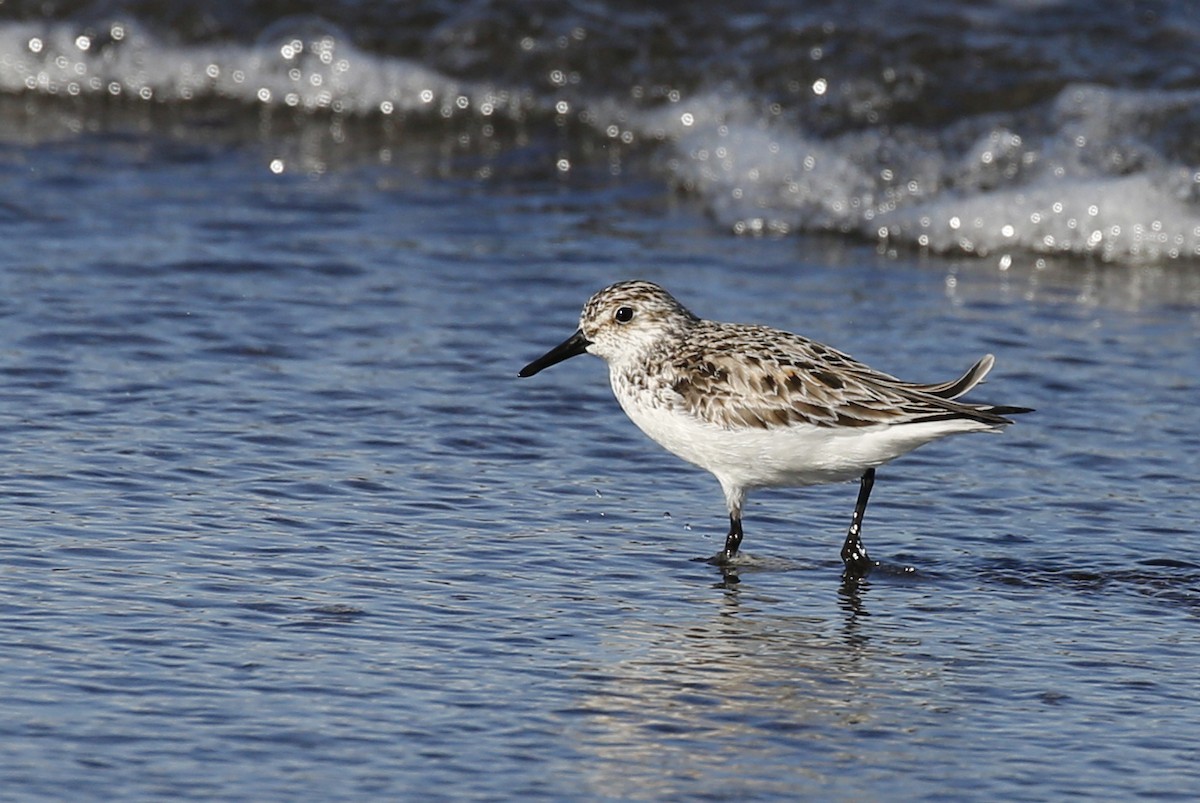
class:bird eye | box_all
[614,306,634,323]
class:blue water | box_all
[3,2,1200,800]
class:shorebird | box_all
[519,280,1031,579]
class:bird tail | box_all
[902,354,1033,425]
[978,403,1035,419]
[906,354,994,400]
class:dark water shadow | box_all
[974,554,1200,614]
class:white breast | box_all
[610,369,995,491]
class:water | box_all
[2,2,1200,800]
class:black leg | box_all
[722,515,744,560]
[841,468,875,579]
[702,515,744,566]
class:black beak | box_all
[518,329,592,377]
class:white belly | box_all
[614,383,993,490]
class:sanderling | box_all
[519,280,1031,579]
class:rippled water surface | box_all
[2,135,1198,801]
[3,2,1200,799]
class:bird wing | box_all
[665,325,1014,430]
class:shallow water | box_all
[3,2,1200,800]
[2,136,1199,800]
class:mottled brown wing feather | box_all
[665,325,1012,430]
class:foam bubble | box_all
[885,172,1200,261]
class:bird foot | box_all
[841,554,876,582]
[701,550,738,567]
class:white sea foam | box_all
[634,94,876,236]
[644,86,1200,262]
[2,18,1196,264]
[0,19,482,115]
